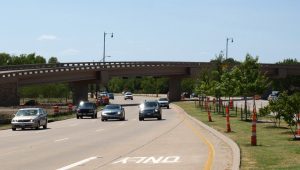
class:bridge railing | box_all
[0,61,206,71]
[0,61,208,79]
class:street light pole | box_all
[103,32,114,62]
[225,37,233,59]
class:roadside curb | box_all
[172,104,240,170]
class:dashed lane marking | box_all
[55,138,69,142]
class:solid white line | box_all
[56,156,97,170]
[55,138,69,142]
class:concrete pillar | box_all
[0,83,20,106]
[71,81,88,106]
[168,77,182,102]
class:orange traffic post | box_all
[296,113,300,139]
[208,106,212,122]
[226,105,231,132]
[229,99,233,109]
[68,103,73,112]
[251,104,257,146]
[53,106,59,115]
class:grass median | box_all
[174,101,300,170]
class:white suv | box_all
[124,92,133,100]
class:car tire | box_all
[167,106,169,109]
[139,117,144,121]
[43,122,47,129]
[35,122,40,130]
[12,128,16,131]
[77,115,79,119]
[101,118,104,121]
[158,116,162,120]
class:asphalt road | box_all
[0,95,235,170]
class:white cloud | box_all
[61,49,80,56]
[37,35,58,41]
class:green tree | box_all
[0,53,11,66]
[108,77,124,92]
[48,57,59,64]
[260,92,300,138]
[181,78,195,94]
[232,54,270,120]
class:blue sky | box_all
[0,0,299,63]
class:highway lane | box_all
[0,96,234,170]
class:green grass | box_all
[175,101,300,170]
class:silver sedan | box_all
[11,108,48,131]
[101,104,125,121]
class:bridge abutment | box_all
[0,83,20,106]
[168,77,182,102]
[71,81,89,106]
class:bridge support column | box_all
[168,77,182,102]
[71,81,88,106]
[0,83,20,106]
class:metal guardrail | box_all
[0,61,210,79]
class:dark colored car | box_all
[157,98,169,109]
[24,100,38,106]
[11,108,48,131]
[139,100,162,121]
[101,104,125,121]
[108,93,114,100]
[76,101,97,119]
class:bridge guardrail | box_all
[0,61,208,79]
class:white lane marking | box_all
[118,122,125,126]
[57,156,97,170]
[112,156,180,164]
[96,129,104,132]
[55,138,69,142]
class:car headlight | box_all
[102,112,107,115]
[30,119,36,122]
[117,111,121,114]
[11,119,16,122]
[155,109,159,112]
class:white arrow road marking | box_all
[55,138,69,142]
[57,156,98,170]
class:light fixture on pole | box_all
[225,37,233,59]
[103,32,114,62]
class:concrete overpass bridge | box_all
[0,61,299,106]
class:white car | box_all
[158,98,169,109]
[124,92,133,100]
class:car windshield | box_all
[125,92,132,95]
[104,105,120,110]
[16,109,38,116]
[144,102,158,107]
[159,98,168,101]
[79,102,94,108]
